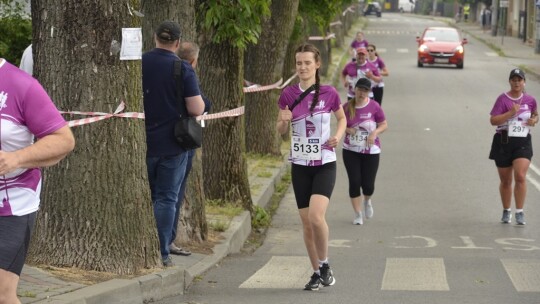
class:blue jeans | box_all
[147,153,188,259]
[171,149,195,244]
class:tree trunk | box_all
[141,0,208,247]
[244,0,299,155]
[28,0,160,274]
[194,6,252,208]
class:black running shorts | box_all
[0,212,37,276]
[291,162,336,209]
[489,132,533,168]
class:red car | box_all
[416,27,468,69]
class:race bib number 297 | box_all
[291,136,322,160]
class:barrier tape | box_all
[308,33,336,41]
[330,21,342,27]
[61,102,144,127]
[342,5,355,16]
[242,72,298,93]
[61,102,245,127]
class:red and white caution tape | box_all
[62,102,245,127]
[242,72,298,93]
[243,78,283,93]
[330,21,342,27]
[61,101,144,127]
[196,106,244,122]
[342,5,355,16]
[308,33,336,41]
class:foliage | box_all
[298,0,355,33]
[199,0,271,49]
[0,16,31,66]
[251,205,270,230]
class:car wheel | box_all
[417,61,423,67]
[457,62,464,69]
[377,12,381,17]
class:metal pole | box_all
[536,4,540,53]
[491,0,499,36]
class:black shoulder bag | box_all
[289,84,315,111]
[173,60,202,150]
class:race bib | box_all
[291,136,322,160]
[349,130,369,147]
[508,120,528,137]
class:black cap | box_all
[355,78,371,90]
[155,20,181,41]
[509,68,525,80]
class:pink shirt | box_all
[343,99,385,154]
[278,84,342,166]
[0,60,67,216]
[490,92,537,134]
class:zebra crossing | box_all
[239,255,540,292]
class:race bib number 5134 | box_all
[291,136,322,160]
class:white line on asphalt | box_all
[239,256,311,289]
[381,258,450,291]
[501,259,540,292]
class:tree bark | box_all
[28,0,160,274]
[141,0,208,248]
[244,0,300,155]
[194,4,252,208]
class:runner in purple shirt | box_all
[340,47,381,100]
[277,44,346,291]
[489,68,538,225]
[349,31,369,59]
[342,78,387,225]
[0,58,75,303]
[367,44,389,105]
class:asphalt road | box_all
[158,13,540,304]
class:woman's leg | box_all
[497,166,513,209]
[298,208,320,271]
[512,158,530,209]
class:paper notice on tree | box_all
[120,28,142,60]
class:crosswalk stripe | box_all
[501,259,540,292]
[381,258,450,291]
[239,256,311,289]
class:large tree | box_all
[27,0,160,274]
[244,0,300,155]
[141,0,208,247]
[196,0,270,210]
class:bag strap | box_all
[289,84,315,111]
[174,60,187,117]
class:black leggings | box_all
[342,149,380,198]
[372,86,383,105]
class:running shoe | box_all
[501,209,512,224]
[364,200,373,219]
[319,263,336,286]
[162,256,174,267]
[303,273,321,291]
[515,212,526,225]
[353,212,363,225]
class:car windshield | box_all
[423,29,459,42]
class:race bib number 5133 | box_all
[291,136,322,160]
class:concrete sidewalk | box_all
[17,13,540,304]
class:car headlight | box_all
[455,45,464,54]
[418,45,429,53]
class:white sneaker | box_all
[364,200,373,219]
[353,212,363,225]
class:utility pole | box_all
[491,0,499,36]
[536,0,540,53]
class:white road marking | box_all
[396,48,409,53]
[381,258,450,291]
[239,256,311,289]
[485,52,499,57]
[501,259,540,292]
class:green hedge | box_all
[0,17,31,66]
